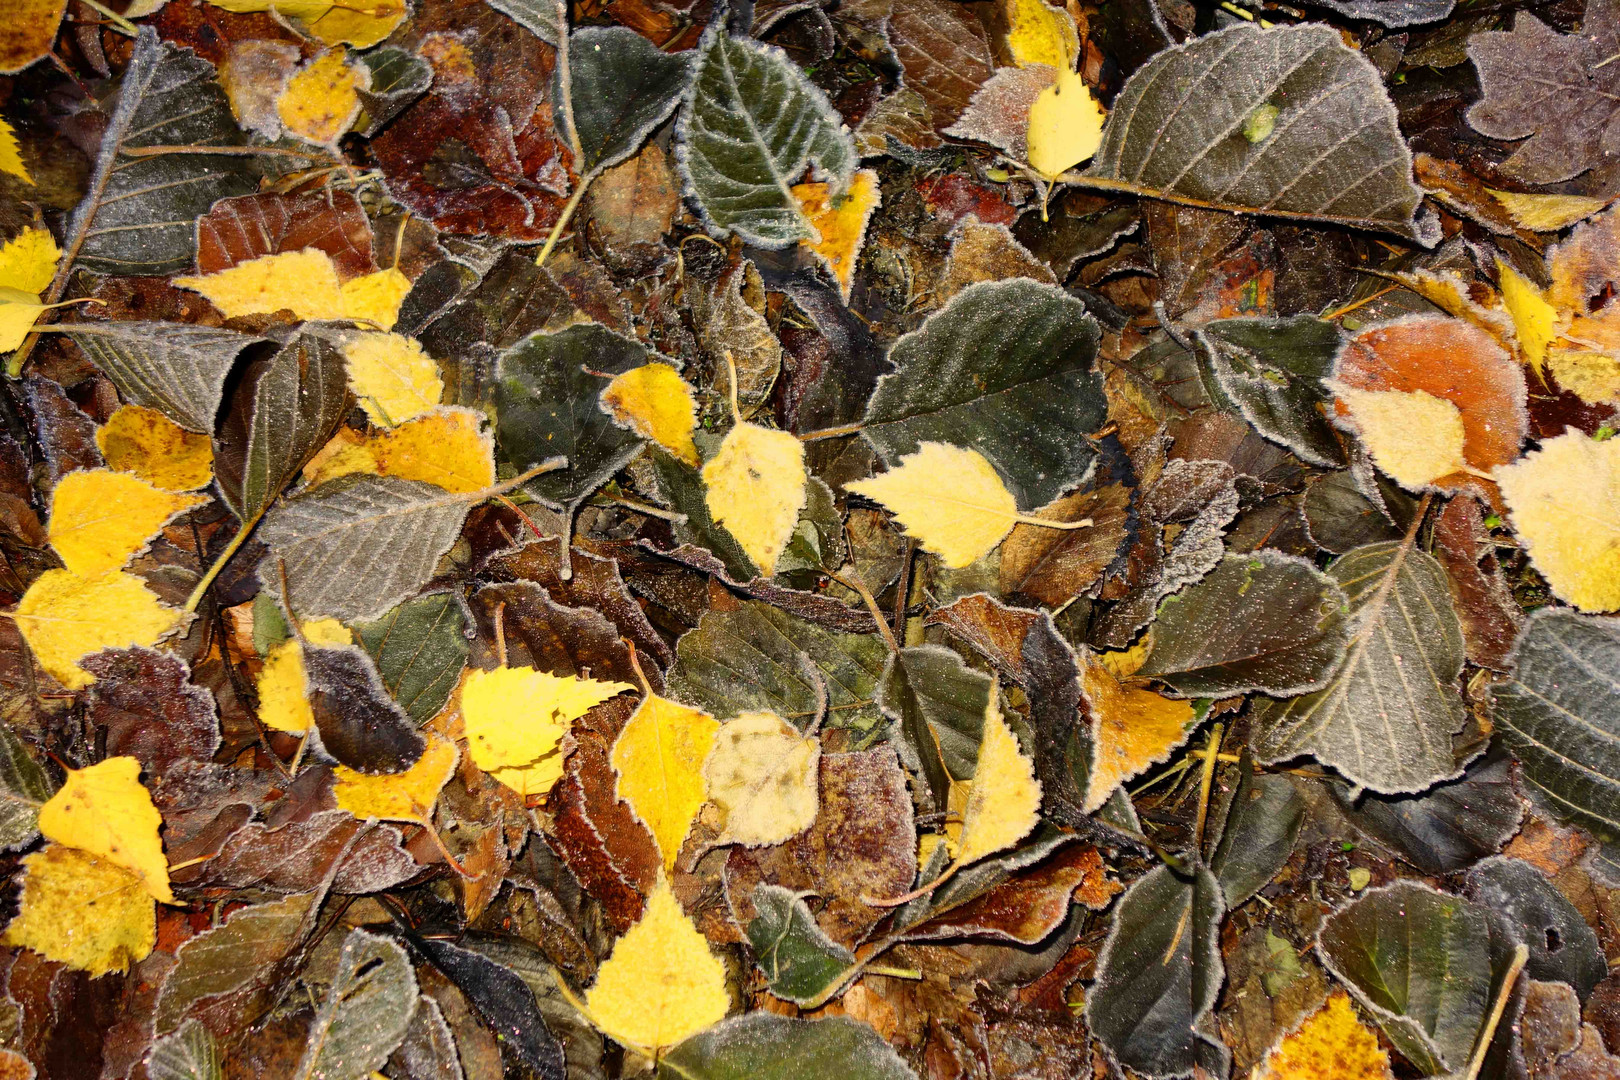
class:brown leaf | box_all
[941,218,1056,299]
[903,844,1119,945]
[943,64,1055,161]
[81,647,220,774]
[588,143,680,269]
[25,375,103,484]
[468,580,641,685]
[195,807,424,894]
[1520,979,1620,1079]
[195,191,377,278]
[1433,496,1523,671]
[888,0,996,131]
[999,482,1133,607]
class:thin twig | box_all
[1462,943,1528,1080]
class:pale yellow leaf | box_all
[847,442,1022,568]
[0,288,46,352]
[600,363,700,466]
[2,845,155,977]
[342,331,444,426]
[702,422,807,577]
[1327,384,1471,492]
[703,711,820,848]
[1026,68,1106,178]
[48,469,206,576]
[334,733,458,823]
[1495,431,1620,613]
[1488,189,1609,233]
[955,684,1041,866]
[611,693,718,870]
[304,407,494,494]
[1547,348,1620,405]
[38,756,173,904]
[96,405,214,491]
[13,569,181,690]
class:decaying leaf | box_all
[703,711,821,849]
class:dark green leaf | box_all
[1140,550,1350,698]
[657,1015,919,1080]
[1196,316,1345,467]
[356,48,434,137]
[861,279,1106,508]
[568,27,692,175]
[746,885,856,1007]
[353,592,472,723]
[292,929,416,1080]
[487,0,562,44]
[1086,23,1438,243]
[1208,756,1305,908]
[65,323,261,433]
[1302,468,1415,554]
[879,644,990,812]
[155,892,318,1034]
[1466,856,1606,998]
[0,719,52,853]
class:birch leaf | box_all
[955,687,1041,867]
[702,423,807,578]
[611,692,719,870]
[38,756,172,904]
[13,570,181,691]
[2,845,155,977]
[47,469,205,576]
[704,711,821,849]
[848,442,1038,569]
[1494,431,1620,613]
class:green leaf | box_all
[878,644,990,812]
[155,892,318,1034]
[1086,864,1228,1080]
[1196,316,1345,467]
[676,26,857,248]
[861,279,1106,508]
[1251,541,1468,794]
[487,0,562,44]
[356,48,434,137]
[1139,550,1350,698]
[1316,881,1496,1073]
[0,720,51,853]
[1302,469,1415,554]
[353,592,472,723]
[62,29,258,277]
[1208,751,1304,908]
[746,885,856,1007]
[145,1020,221,1080]
[291,929,417,1080]
[568,27,692,175]
[657,1015,919,1080]
[1085,24,1438,243]
[496,324,647,513]
[64,323,262,434]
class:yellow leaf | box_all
[0,0,67,78]
[601,363,700,466]
[488,756,566,799]
[1256,991,1393,1080]
[1547,347,1620,405]
[955,683,1041,866]
[702,422,806,578]
[342,331,444,427]
[847,442,1027,569]
[277,49,365,145]
[1488,189,1609,233]
[38,756,173,904]
[0,227,59,293]
[205,0,330,17]
[791,169,882,303]
[304,407,495,494]
[2,845,155,977]
[1003,0,1079,69]
[0,288,46,352]
[339,266,411,330]
[0,118,31,184]
[703,711,820,848]
[203,0,406,48]
[1496,259,1560,379]
[1080,650,1196,813]
[461,665,634,771]
[176,249,346,321]
[335,734,458,823]
[13,569,180,690]
[1495,431,1620,613]
[611,692,719,870]
[1326,384,1471,492]
[48,469,206,576]
[1027,68,1106,178]
[97,405,214,491]
[256,619,355,735]
[583,879,729,1052]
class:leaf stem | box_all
[183,504,269,614]
[797,421,866,442]
[534,175,591,268]
[1462,943,1528,1080]
[1013,513,1093,530]
[1193,722,1224,851]
[75,0,139,35]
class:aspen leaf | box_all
[0,228,59,295]
[334,733,458,823]
[583,879,729,1052]
[1003,0,1080,69]
[600,363,700,467]
[612,693,719,870]
[1081,649,1197,813]
[342,331,444,427]
[276,50,366,146]
[1496,259,1559,378]
[1327,385,1471,491]
[1256,991,1393,1080]
[13,569,181,690]
[175,249,409,329]
[303,407,495,494]
[702,422,807,578]
[39,756,172,904]
[2,845,155,977]
[954,684,1041,866]
[47,469,206,576]
[1495,431,1620,612]
[1026,68,1106,178]
[96,405,214,491]
[791,169,882,303]
[0,118,30,183]
[703,711,820,848]
[461,665,633,783]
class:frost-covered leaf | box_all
[676,26,856,248]
[1333,749,1523,876]
[353,592,471,723]
[861,279,1105,508]
[1252,541,1468,794]
[1086,24,1436,243]
[303,644,427,774]
[65,324,262,434]
[487,0,561,43]
[0,720,52,852]
[656,1014,920,1080]
[355,47,432,137]
[1208,755,1305,908]
[880,644,991,812]
[746,884,855,1007]
[146,1020,221,1080]
[568,27,692,175]
[155,892,317,1034]
[1197,316,1344,467]
[1466,856,1606,998]
[292,929,416,1080]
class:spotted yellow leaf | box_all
[342,331,444,427]
[1027,68,1106,178]
[0,227,58,294]
[335,733,458,823]
[13,569,181,690]
[175,249,409,330]
[203,0,406,48]
[612,691,718,870]
[703,711,820,848]
[47,469,207,576]
[39,756,172,904]
[791,169,881,303]
[955,682,1041,866]
[1495,431,1620,613]
[96,405,214,491]
[2,845,155,977]
[1257,991,1393,1080]
[276,50,366,145]
[702,422,806,577]
[304,407,495,494]
[601,363,700,466]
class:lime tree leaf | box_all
[656,1015,919,1080]
[879,644,991,812]
[64,323,262,434]
[1208,752,1305,908]
[1086,864,1228,1080]
[1316,881,1499,1073]
[1196,316,1345,467]
[1139,550,1350,698]
[860,279,1106,508]
[0,719,53,852]
[676,25,857,248]
[1251,541,1468,794]
[353,592,471,723]
[568,27,692,175]
[496,325,647,514]
[145,1020,221,1080]
[1492,610,1620,860]
[1084,24,1438,244]
[292,929,416,1080]
[61,29,258,279]
[668,600,890,734]
[258,476,475,623]
[746,884,856,1007]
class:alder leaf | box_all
[65,323,262,434]
[0,720,52,851]
[1196,316,1345,467]
[656,1014,920,1080]
[745,884,856,1007]
[861,279,1106,508]
[1252,541,1469,794]
[1085,24,1437,243]
[304,644,428,774]
[487,0,562,44]
[353,592,471,723]
[676,25,857,248]
[879,644,991,813]
[568,27,692,176]
[1466,855,1606,997]
[62,29,259,276]
[1139,550,1350,698]
[291,929,417,1080]
[703,711,821,849]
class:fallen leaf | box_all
[704,711,821,848]
[583,879,729,1052]
[334,732,458,823]
[792,169,882,303]
[254,618,354,736]
[955,683,1041,866]
[0,228,58,295]
[611,690,718,870]
[0,0,66,75]
[461,665,633,794]
[1495,431,1620,612]
[303,407,495,494]
[1490,190,1609,233]
[1,845,155,977]
[1256,991,1393,1080]
[203,0,406,47]
[13,570,181,690]
[1080,649,1197,813]
[276,50,367,145]
[1027,68,1106,178]
[1326,385,1473,492]
[0,118,30,183]
[702,422,807,578]
[342,331,445,427]
[38,756,173,904]
[1496,259,1559,379]
[175,249,408,329]
[47,469,206,576]
[96,405,214,491]
[1003,0,1079,69]
[600,363,699,467]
